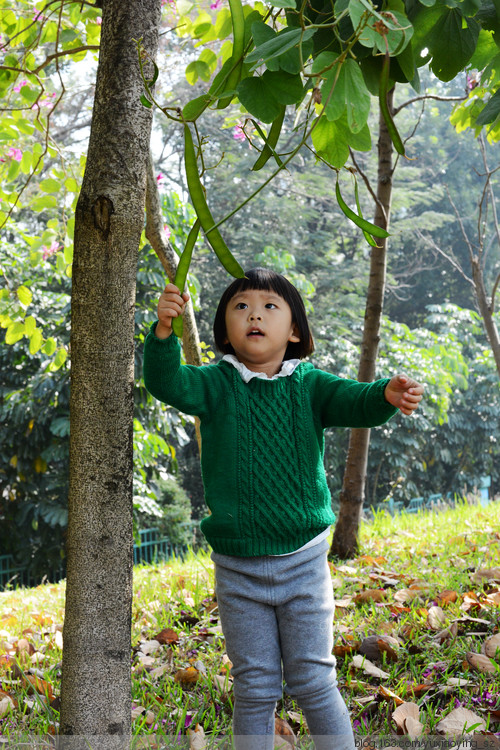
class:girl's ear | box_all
[288,324,301,343]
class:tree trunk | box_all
[60,2,161,746]
[471,258,500,377]
[330,89,395,560]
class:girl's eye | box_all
[235,302,247,310]
[265,303,277,309]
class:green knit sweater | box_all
[143,326,398,556]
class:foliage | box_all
[0,501,499,739]
[135,476,193,547]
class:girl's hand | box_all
[384,375,424,416]
[156,283,190,339]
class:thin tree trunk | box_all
[330,89,395,559]
[60,2,161,746]
[471,258,500,377]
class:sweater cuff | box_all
[378,377,399,421]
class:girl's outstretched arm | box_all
[155,283,190,339]
[384,375,424,416]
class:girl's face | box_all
[224,288,300,376]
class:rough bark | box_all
[472,258,500,377]
[330,89,395,560]
[145,154,202,368]
[60,2,161,747]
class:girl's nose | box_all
[249,311,262,320]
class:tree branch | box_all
[415,228,474,287]
[393,94,466,116]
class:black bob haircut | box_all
[213,267,314,360]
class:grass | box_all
[0,499,499,745]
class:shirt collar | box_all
[222,354,301,383]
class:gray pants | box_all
[212,539,356,750]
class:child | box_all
[143,268,424,750]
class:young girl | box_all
[143,268,424,750]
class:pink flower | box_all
[210,0,222,8]
[163,225,171,239]
[156,172,166,186]
[95,17,102,25]
[233,125,246,142]
[13,79,28,93]
[7,148,22,161]
[42,241,60,261]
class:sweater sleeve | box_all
[307,368,398,429]
[143,323,216,418]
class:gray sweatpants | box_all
[211,538,356,750]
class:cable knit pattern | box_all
[143,324,398,556]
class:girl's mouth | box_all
[247,329,264,336]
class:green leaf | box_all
[236,76,283,122]
[476,88,500,125]
[20,151,32,175]
[261,70,304,105]
[49,348,68,372]
[427,10,480,81]
[183,94,212,121]
[24,315,36,336]
[5,322,25,345]
[251,21,280,72]
[40,178,61,194]
[140,94,153,108]
[42,337,57,356]
[348,122,372,151]
[29,328,43,355]
[311,115,350,167]
[186,60,211,84]
[17,285,32,307]
[245,27,316,66]
[266,0,296,6]
[31,195,58,210]
[343,59,371,132]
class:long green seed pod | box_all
[379,50,405,156]
[172,218,201,338]
[353,178,379,247]
[251,109,285,171]
[217,0,245,109]
[335,178,390,238]
[184,124,245,278]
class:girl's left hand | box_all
[384,375,424,416]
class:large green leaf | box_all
[237,71,303,121]
[311,116,350,167]
[427,9,480,80]
[343,59,371,132]
[476,87,500,125]
[245,26,316,67]
[236,77,282,122]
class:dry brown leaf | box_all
[188,723,207,750]
[436,589,458,605]
[274,715,296,747]
[436,707,486,737]
[334,596,353,609]
[427,605,446,631]
[466,651,497,674]
[333,641,361,657]
[392,701,420,734]
[378,685,405,706]
[359,635,400,662]
[212,673,233,698]
[432,621,458,644]
[485,590,500,606]
[394,589,422,603]
[174,666,200,686]
[350,655,390,679]
[405,716,424,740]
[23,674,55,701]
[140,639,161,656]
[446,678,471,687]
[353,589,386,603]
[0,695,15,718]
[15,638,35,656]
[484,634,500,659]
[472,567,500,583]
[155,628,180,645]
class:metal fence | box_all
[0,527,194,592]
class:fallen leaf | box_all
[466,652,497,674]
[446,678,471,687]
[432,621,458,644]
[353,589,386,603]
[485,590,500,606]
[427,606,446,631]
[392,701,421,736]
[483,634,500,659]
[436,589,458,605]
[436,707,486,737]
[394,589,422,603]
[359,635,400,662]
[140,639,161,656]
[472,567,500,583]
[212,673,233,698]
[188,723,207,750]
[155,628,179,645]
[350,655,390,679]
[174,666,200,686]
[23,674,54,701]
[378,685,405,706]
[274,715,296,747]
[0,695,15,718]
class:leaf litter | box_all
[0,503,499,744]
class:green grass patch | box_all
[0,502,499,743]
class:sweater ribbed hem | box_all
[203,526,334,557]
